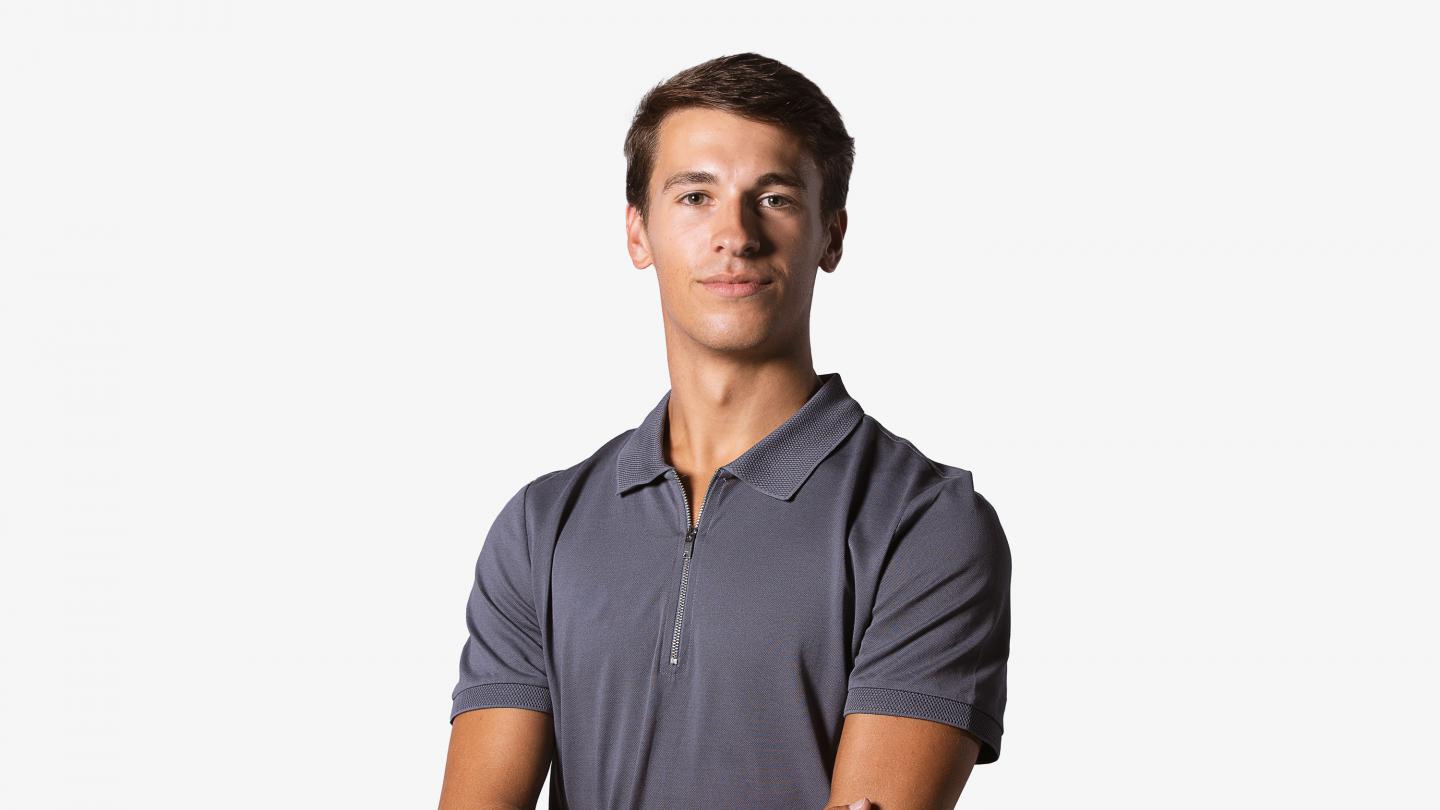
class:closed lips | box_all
[701,275,771,284]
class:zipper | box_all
[667,468,721,667]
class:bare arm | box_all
[438,707,555,810]
[822,713,981,810]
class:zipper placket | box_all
[667,468,721,667]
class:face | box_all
[626,107,846,360]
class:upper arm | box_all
[442,479,555,808]
[839,476,1012,800]
[451,479,553,717]
[826,712,980,810]
[439,707,554,810]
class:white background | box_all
[2,2,1436,808]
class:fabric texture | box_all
[450,371,1012,808]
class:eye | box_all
[760,194,793,209]
[679,192,708,205]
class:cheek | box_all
[645,221,696,267]
[653,261,696,308]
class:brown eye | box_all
[680,192,707,205]
[760,195,792,209]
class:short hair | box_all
[623,52,856,225]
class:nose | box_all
[710,195,760,258]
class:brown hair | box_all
[623,52,855,225]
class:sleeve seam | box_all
[453,681,551,697]
[853,475,979,670]
[521,477,535,569]
[886,474,963,551]
[869,476,965,609]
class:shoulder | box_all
[848,413,1006,551]
[848,413,980,500]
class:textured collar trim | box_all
[615,372,865,501]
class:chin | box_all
[699,327,766,346]
[693,312,774,342]
[688,325,775,355]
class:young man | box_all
[439,53,1011,810]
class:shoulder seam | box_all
[870,419,962,481]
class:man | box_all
[439,52,1011,810]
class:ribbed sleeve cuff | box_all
[450,682,553,721]
[843,686,1003,764]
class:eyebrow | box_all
[660,170,808,193]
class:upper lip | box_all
[701,273,772,284]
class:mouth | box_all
[699,275,773,299]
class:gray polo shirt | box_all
[450,372,1011,808]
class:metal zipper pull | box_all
[682,525,697,559]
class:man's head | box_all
[623,53,855,361]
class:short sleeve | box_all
[450,479,553,720]
[843,476,1012,763]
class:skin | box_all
[626,107,984,808]
[623,106,845,515]
[824,714,983,810]
[438,708,552,810]
[440,105,981,809]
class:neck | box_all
[662,357,821,476]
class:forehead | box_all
[652,107,816,185]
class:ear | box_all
[626,203,654,269]
[818,208,847,273]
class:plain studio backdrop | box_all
[1,2,1435,808]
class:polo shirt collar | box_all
[615,371,865,501]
